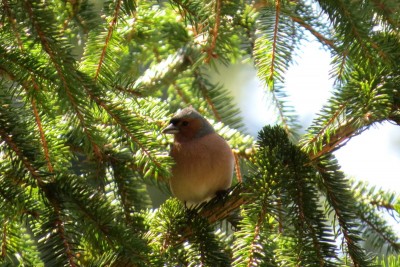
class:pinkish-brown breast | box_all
[169,133,234,205]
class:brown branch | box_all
[269,0,281,83]
[233,151,242,183]
[1,220,7,258]
[2,0,23,49]
[371,0,398,27]
[24,1,101,158]
[201,185,248,223]
[295,175,325,267]
[0,128,43,185]
[247,199,268,267]
[32,99,54,173]
[83,89,165,172]
[335,1,388,63]
[336,50,348,81]
[204,91,222,122]
[94,0,122,81]
[271,90,291,137]
[169,185,249,247]
[0,65,54,174]
[114,85,143,97]
[194,71,222,122]
[205,0,221,63]
[54,209,77,267]
[358,212,400,252]
[307,103,347,146]
[309,122,359,161]
[3,1,54,173]
[303,102,375,161]
[291,16,337,50]
[172,81,190,104]
[370,200,395,211]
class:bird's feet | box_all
[215,189,230,205]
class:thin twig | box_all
[24,1,101,158]
[205,0,221,63]
[291,16,337,50]
[269,0,281,83]
[94,0,122,81]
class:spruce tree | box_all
[0,0,399,266]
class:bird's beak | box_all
[162,123,179,134]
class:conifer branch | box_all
[370,0,398,27]
[205,0,221,63]
[335,50,349,81]
[201,185,248,224]
[24,0,101,157]
[2,0,23,48]
[152,47,190,104]
[32,99,54,173]
[270,0,281,84]
[324,0,388,63]
[172,185,248,246]
[316,159,371,267]
[0,128,43,184]
[54,209,77,267]
[309,104,347,144]
[1,220,7,258]
[73,203,113,246]
[81,85,165,172]
[358,212,400,252]
[94,0,122,81]
[0,64,54,174]
[194,71,222,122]
[16,61,54,176]
[5,0,53,174]
[246,199,268,267]
[370,201,396,211]
[295,178,325,266]
[114,85,143,97]
[233,152,242,183]
[291,16,336,50]
[170,0,204,34]
[113,175,133,222]
[1,0,399,264]
[271,90,292,137]
[172,81,190,104]
[309,122,359,161]
[277,197,283,234]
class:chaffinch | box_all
[163,107,234,207]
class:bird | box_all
[162,107,234,207]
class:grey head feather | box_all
[173,107,215,138]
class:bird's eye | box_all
[170,118,179,125]
[182,121,189,126]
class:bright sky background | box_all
[285,39,400,194]
[220,38,400,194]
[213,35,400,233]
[282,38,400,233]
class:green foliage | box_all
[378,255,400,267]
[234,126,339,266]
[352,181,400,254]
[0,0,399,266]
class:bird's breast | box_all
[169,133,234,204]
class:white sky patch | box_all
[285,38,400,195]
[334,123,400,192]
[211,37,400,199]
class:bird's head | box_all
[163,107,215,142]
